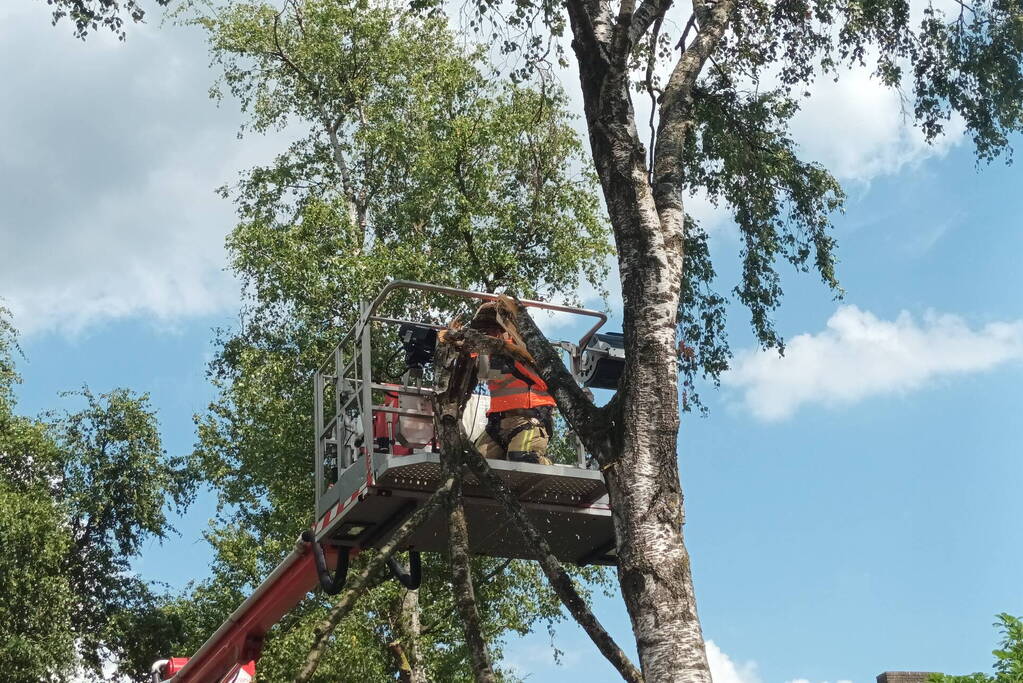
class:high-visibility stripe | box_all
[520,426,534,452]
[490,386,532,397]
[487,358,556,413]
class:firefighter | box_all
[470,306,555,466]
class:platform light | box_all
[338,521,371,538]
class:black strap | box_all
[508,363,538,387]
[489,406,553,447]
[485,413,506,448]
[538,406,554,436]
[502,421,534,445]
[493,355,537,388]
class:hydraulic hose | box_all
[301,530,350,595]
[387,551,422,590]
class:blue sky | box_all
[2,2,1021,682]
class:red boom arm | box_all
[154,538,338,683]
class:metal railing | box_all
[313,281,608,511]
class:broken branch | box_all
[461,440,643,683]
[433,330,499,682]
[502,300,613,453]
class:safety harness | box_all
[484,405,555,449]
[484,355,556,447]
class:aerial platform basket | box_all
[312,281,622,567]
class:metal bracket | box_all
[576,537,618,566]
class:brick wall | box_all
[876,671,934,683]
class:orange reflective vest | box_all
[487,357,557,414]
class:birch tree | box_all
[395,0,1023,679]
[155,0,615,679]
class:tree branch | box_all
[565,0,612,66]
[645,10,666,184]
[611,0,640,60]
[418,558,514,638]
[452,153,496,288]
[394,589,427,683]
[676,11,697,50]
[434,343,498,682]
[293,479,454,683]
[386,639,413,682]
[659,0,734,127]
[628,0,674,46]
[653,0,735,220]
[445,482,497,682]
[270,10,360,231]
[503,301,609,445]
[460,434,642,683]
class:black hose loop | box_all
[387,550,422,590]
[302,531,349,595]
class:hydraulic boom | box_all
[151,539,338,682]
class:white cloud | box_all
[770,0,968,184]
[785,679,853,683]
[0,3,284,336]
[0,0,974,339]
[725,305,1023,421]
[790,65,965,183]
[706,640,761,683]
[785,0,970,183]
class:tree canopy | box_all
[0,309,196,680]
[399,0,1023,677]
[929,614,1023,683]
[0,312,74,682]
[138,0,616,679]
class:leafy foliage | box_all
[0,483,75,682]
[0,315,73,681]
[929,614,1023,683]
[45,0,170,39]
[51,387,196,673]
[680,0,1023,357]
[684,77,844,350]
[0,310,197,680]
[434,0,1023,407]
[188,0,610,313]
[0,305,18,412]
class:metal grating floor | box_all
[315,452,616,565]
[373,453,608,506]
